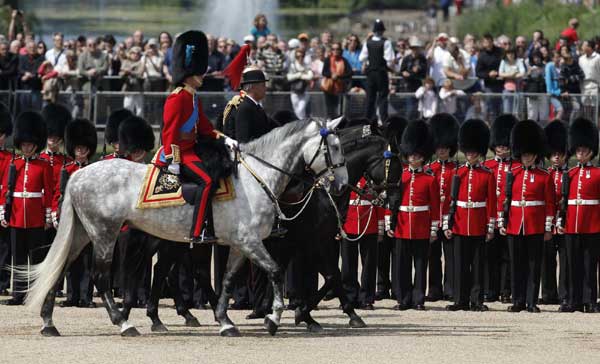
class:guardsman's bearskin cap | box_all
[490,114,518,150]
[400,120,434,161]
[384,114,408,153]
[429,113,459,157]
[0,102,12,136]
[459,119,490,156]
[544,120,568,157]
[119,116,155,153]
[41,103,72,138]
[172,30,209,86]
[65,118,98,159]
[105,108,133,145]
[14,111,47,152]
[511,120,547,158]
[568,117,599,159]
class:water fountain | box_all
[201,0,279,42]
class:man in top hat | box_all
[154,30,237,244]
[444,119,496,312]
[359,19,394,123]
[557,117,600,313]
[388,120,440,311]
[0,111,54,305]
[54,118,97,308]
[483,114,521,303]
[499,120,554,313]
[426,113,459,301]
[0,103,12,296]
[543,121,570,310]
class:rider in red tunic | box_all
[152,30,237,242]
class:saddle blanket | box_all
[136,164,235,209]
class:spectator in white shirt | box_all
[415,77,438,118]
[45,32,67,73]
[578,39,600,96]
[498,47,525,113]
[427,33,450,86]
[439,79,466,115]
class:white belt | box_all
[456,201,487,208]
[510,200,545,207]
[568,199,600,206]
[349,199,372,206]
[399,205,430,212]
[12,191,43,198]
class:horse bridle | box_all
[305,121,346,183]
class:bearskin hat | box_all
[544,120,568,158]
[105,108,133,144]
[118,116,155,153]
[490,114,518,150]
[568,117,599,159]
[429,113,459,157]
[511,120,547,159]
[41,103,72,138]
[14,111,47,152]
[0,102,13,136]
[172,30,208,86]
[65,118,98,159]
[459,119,490,156]
[271,110,298,125]
[400,120,434,161]
[383,114,408,153]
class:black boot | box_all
[190,190,217,244]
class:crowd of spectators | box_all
[0,10,599,123]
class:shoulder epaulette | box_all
[425,169,434,176]
[171,86,183,94]
[222,93,247,126]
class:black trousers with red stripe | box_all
[181,159,213,239]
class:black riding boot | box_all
[190,188,217,244]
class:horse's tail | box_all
[22,189,82,311]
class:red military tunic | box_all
[447,163,496,237]
[0,150,11,197]
[39,150,72,187]
[0,157,54,228]
[562,163,600,234]
[343,177,384,235]
[52,161,87,214]
[501,166,555,236]
[427,160,457,227]
[393,167,440,240]
[483,157,521,226]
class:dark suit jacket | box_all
[234,96,277,143]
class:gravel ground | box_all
[1,298,599,364]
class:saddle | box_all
[136,165,235,209]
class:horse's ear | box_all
[327,116,344,131]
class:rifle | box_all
[446,161,461,231]
[4,149,17,224]
[57,159,69,212]
[559,168,570,229]
[502,164,514,229]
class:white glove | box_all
[168,163,180,175]
[224,137,239,150]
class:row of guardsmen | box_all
[343,113,600,313]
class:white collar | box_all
[245,94,262,107]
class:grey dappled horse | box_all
[23,118,347,337]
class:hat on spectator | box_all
[243,35,255,43]
[401,120,434,161]
[459,119,490,156]
[544,120,569,158]
[449,37,460,44]
[41,103,72,139]
[408,36,424,48]
[172,30,209,86]
[14,111,47,152]
[373,19,386,33]
[511,120,547,158]
[429,113,459,157]
[0,102,13,137]
[65,118,98,159]
[147,38,158,47]
[568,117,599,159]
[437,33,449,41]
[240,66,268,87]
[105,108,133,145]
[297,33,309,41]
[119,116,155,153]
[288,38,300,50]
[490,114,518,151]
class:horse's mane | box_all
[242,118,318,154]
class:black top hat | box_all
[373,19,386,33]
[240,67,268,87]
[119,116,155,153]
[511,120,547,159]
[568,117,599,159]
[459,119,490,156]
[105,108,133,145]
[0,102,13,137]
[490,114,518,151]
[544,120,568,158]
[401,120,434,161]
[429,113,459,157]
[14,111,47,153]
[42,103,72,139]
[65,118,98,159]
[172,30,209,86]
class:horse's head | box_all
[302,117,348,193]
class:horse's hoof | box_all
[121,326,141,337]
[220,326,241,337]
[307,322,323,333]
[40,326,61,337]
[349,316,367,328]
[264,317,278,336]
[151,323,168,333]
[185,317,201,327]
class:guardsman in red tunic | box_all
[0,112,54,305]
[543,121,570,310]
[54,118,98,308]
[152,30,237,243]
[557,118,600,313]
[444,119,496,312]
[102,108,134,160]
[375,115,407,301]
[0,103,12,296]
[342,177,384,310]
[426,113,459,302]
[482,114,520,303]
[499,120,555,313]
[388,120,439,311]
